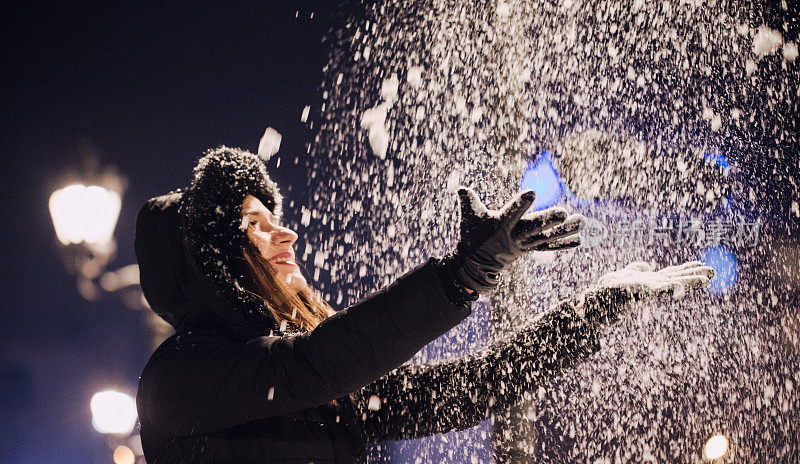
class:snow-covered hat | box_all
[136,146,284,340]
[180,146,283,328]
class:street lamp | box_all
[49,183,122,299]
[49,184,121,247]
[47,147,171,346]
[47,143,140,302]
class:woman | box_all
[135,147,714,463]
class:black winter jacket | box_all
[135,149,601,464]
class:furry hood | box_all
[135,146,285,340]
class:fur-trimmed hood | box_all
[135,146,285,340]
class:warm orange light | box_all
[113,445,135,464]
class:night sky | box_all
[2,2,345,461]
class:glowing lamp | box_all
[49,184,121,245]
[703,434,729,460]
[698,246,738,295]
[520,153,562,211]
[90,390,137,435]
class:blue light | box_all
[703,152,729,168]
[698,245,738,295]
[520,152,562,211]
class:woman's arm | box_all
[354,298,600,442]
[137,257,472,442]
[354,260,716,442]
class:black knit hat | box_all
[177,146,284,333]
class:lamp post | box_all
[48,144,174,348]
[46,142,146,305]
[49,183,122,300]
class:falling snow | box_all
[292,0,799,462]
[406,66,424,88]
[257,127,281,160]
[753,25,783,59]
[783,42,799,62]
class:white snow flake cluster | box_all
[753,25,783,59]
[257,127,282,160]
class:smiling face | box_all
[241,194,307,291]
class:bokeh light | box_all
[49,184,121,245]
[90,390,137,435]
[703,434,729,460]
[698,246,739,295]
[703,152,729,169]
[519,153,562,211]
[113,445,136,464]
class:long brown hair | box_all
[240,234,345,408]
[238,238,333,332]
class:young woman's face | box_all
[241,195,307,290]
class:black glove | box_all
[443,187,582,293]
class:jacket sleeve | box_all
[354,299,601,442]
[137,257,471,441]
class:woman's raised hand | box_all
[580,261,716,326]
[445,187,583,293]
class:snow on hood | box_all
[135,146,284,340]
